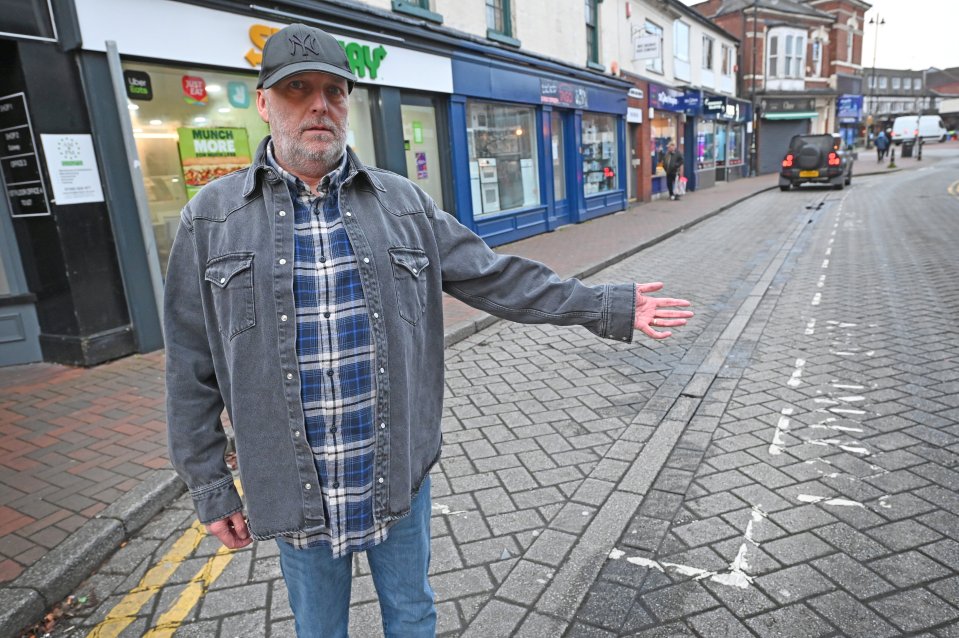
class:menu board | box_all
[0,92,50,217]
[177,127,251,199]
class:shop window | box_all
[644,20,664,74]
[582,113,617,196]
[585,0,600,67]
[121,61,376,276]
[696,120,715,169]
[551,112,566,201]
[651,114,679,176]
[466,101,539,217]
[702,36,714,70]
[392,0,442,24]
[728,126,743,166]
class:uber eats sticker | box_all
[177,127,251,199]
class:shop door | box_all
[401,99,446,209]
[715,123,728,181]
[0,194,42,366]
[549,111,572,228]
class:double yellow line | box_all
[87,482,245,638]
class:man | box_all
[663,141,684,200]
[875,128,890,162]
[164,23,693,638]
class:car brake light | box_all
[782,154,794,168]
[827,152,841,166]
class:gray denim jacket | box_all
[164,137,637,539]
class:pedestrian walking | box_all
[163,23,693,638]
[663,141,684,200]
[875,129,890,161]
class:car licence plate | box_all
[799,170,819,177]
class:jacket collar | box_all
[243,136,386,198]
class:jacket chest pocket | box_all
[204,253,256,338]
[388,247,430,326]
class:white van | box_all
[890,115,948,144]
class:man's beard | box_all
[270,111,348,176]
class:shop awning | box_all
[764,112,818,120]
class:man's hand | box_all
[204,511,252,549]
[634,282,693,340]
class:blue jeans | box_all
[276,477,436,638]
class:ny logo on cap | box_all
[288,32,321,57]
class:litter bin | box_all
[901,140,914,158]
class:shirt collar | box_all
[266,140,348,199]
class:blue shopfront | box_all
[648,83,689,196]
[450,52,630,246]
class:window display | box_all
[551,111,566,201]
[466,100,540,216]
[696,120,716,169]
[728,125,743,166]
[122,61,376,276]
[650,113,680,176]
[582,113,617,196]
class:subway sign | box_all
[246,24,388,81]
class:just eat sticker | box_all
[182,76,208,105]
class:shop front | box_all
[452,55,629,246]
[696,93,750,184]
[648,83,686,197]
[757,97,817,174]
[74,0,455,278]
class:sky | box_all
[679,0,959,71]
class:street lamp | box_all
[866,15,885,149]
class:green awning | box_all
[764,112,818,120]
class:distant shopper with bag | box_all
[663,141,685,200]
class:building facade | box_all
[2,0,648,366]
[863,67,940,135]
[693,0,870,174]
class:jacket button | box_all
[327,369,334,377]
[279,258,287,265]
[345,211,352,217]
[219,277,226,284]
[333,481,340,488]
[363,257,370,264]
[294,431,301,438]
[286,373,293,380]
[379,367,385,374]
[378,477,384,484]
[279,210,286,217]
[412,268,418,274]
[373,312,379,319]
[380,422,386,429]
[281,314,288,322]
[305,483,312,490]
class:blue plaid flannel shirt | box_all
[267,144,390,557]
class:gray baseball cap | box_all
[257,23,357,92]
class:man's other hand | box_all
[634,282,694,340]
[205,511,253,549]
